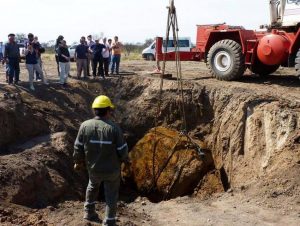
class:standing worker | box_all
[3,34,20,85]
[110,36,123,76]
[73,95,128,226]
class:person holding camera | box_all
[25,43,48,91]
[26,33,45,81]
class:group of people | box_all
[0,33,48,90]
[0,33,123,90]
[54,35,123,86]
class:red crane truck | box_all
[156,0,300,81]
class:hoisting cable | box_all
[150,0,205,195]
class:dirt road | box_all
[0,59,299,226]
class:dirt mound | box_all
[0,132,86,208]
[0,98,49,150]
[0,82,97,208]
[123,127,214,200]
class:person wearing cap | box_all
[3,34,20,85]
[73,95,128,225]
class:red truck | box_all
[156,0,300,81]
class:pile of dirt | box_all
[0,132,84,208]
[123,127,214,201]
[0,82,96,208]
[0,97,49,151]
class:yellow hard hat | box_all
[92,95,115,109]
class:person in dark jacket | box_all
[55,35,64,77]
[25,43,48,91]
[74,95,128,225]
[90,39,106,79]
[26,33,43,81]
[3,34,20,85]
[57,40,70,87]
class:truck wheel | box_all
[207,39,245,81]
[147,54,155,61]
[295,49,300,78]
[251,60,279,76]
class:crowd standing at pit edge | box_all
[0,33,123,90]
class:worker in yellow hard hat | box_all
[73,95,128,225]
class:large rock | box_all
[123,127,214,200]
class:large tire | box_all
[251,60,279,76]
[295,49,300,78]
[207,39,245,81]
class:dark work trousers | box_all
[7,57,20,84]
[103,57,110,76]
[93,56,104,78]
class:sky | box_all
[1,0,270,44]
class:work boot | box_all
[102,219,116,226]
[83,211,99,221]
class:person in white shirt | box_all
[87,35,95,76]
[102,38,110,77]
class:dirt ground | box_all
[0,58,299,226]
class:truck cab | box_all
[142,37,192,61]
